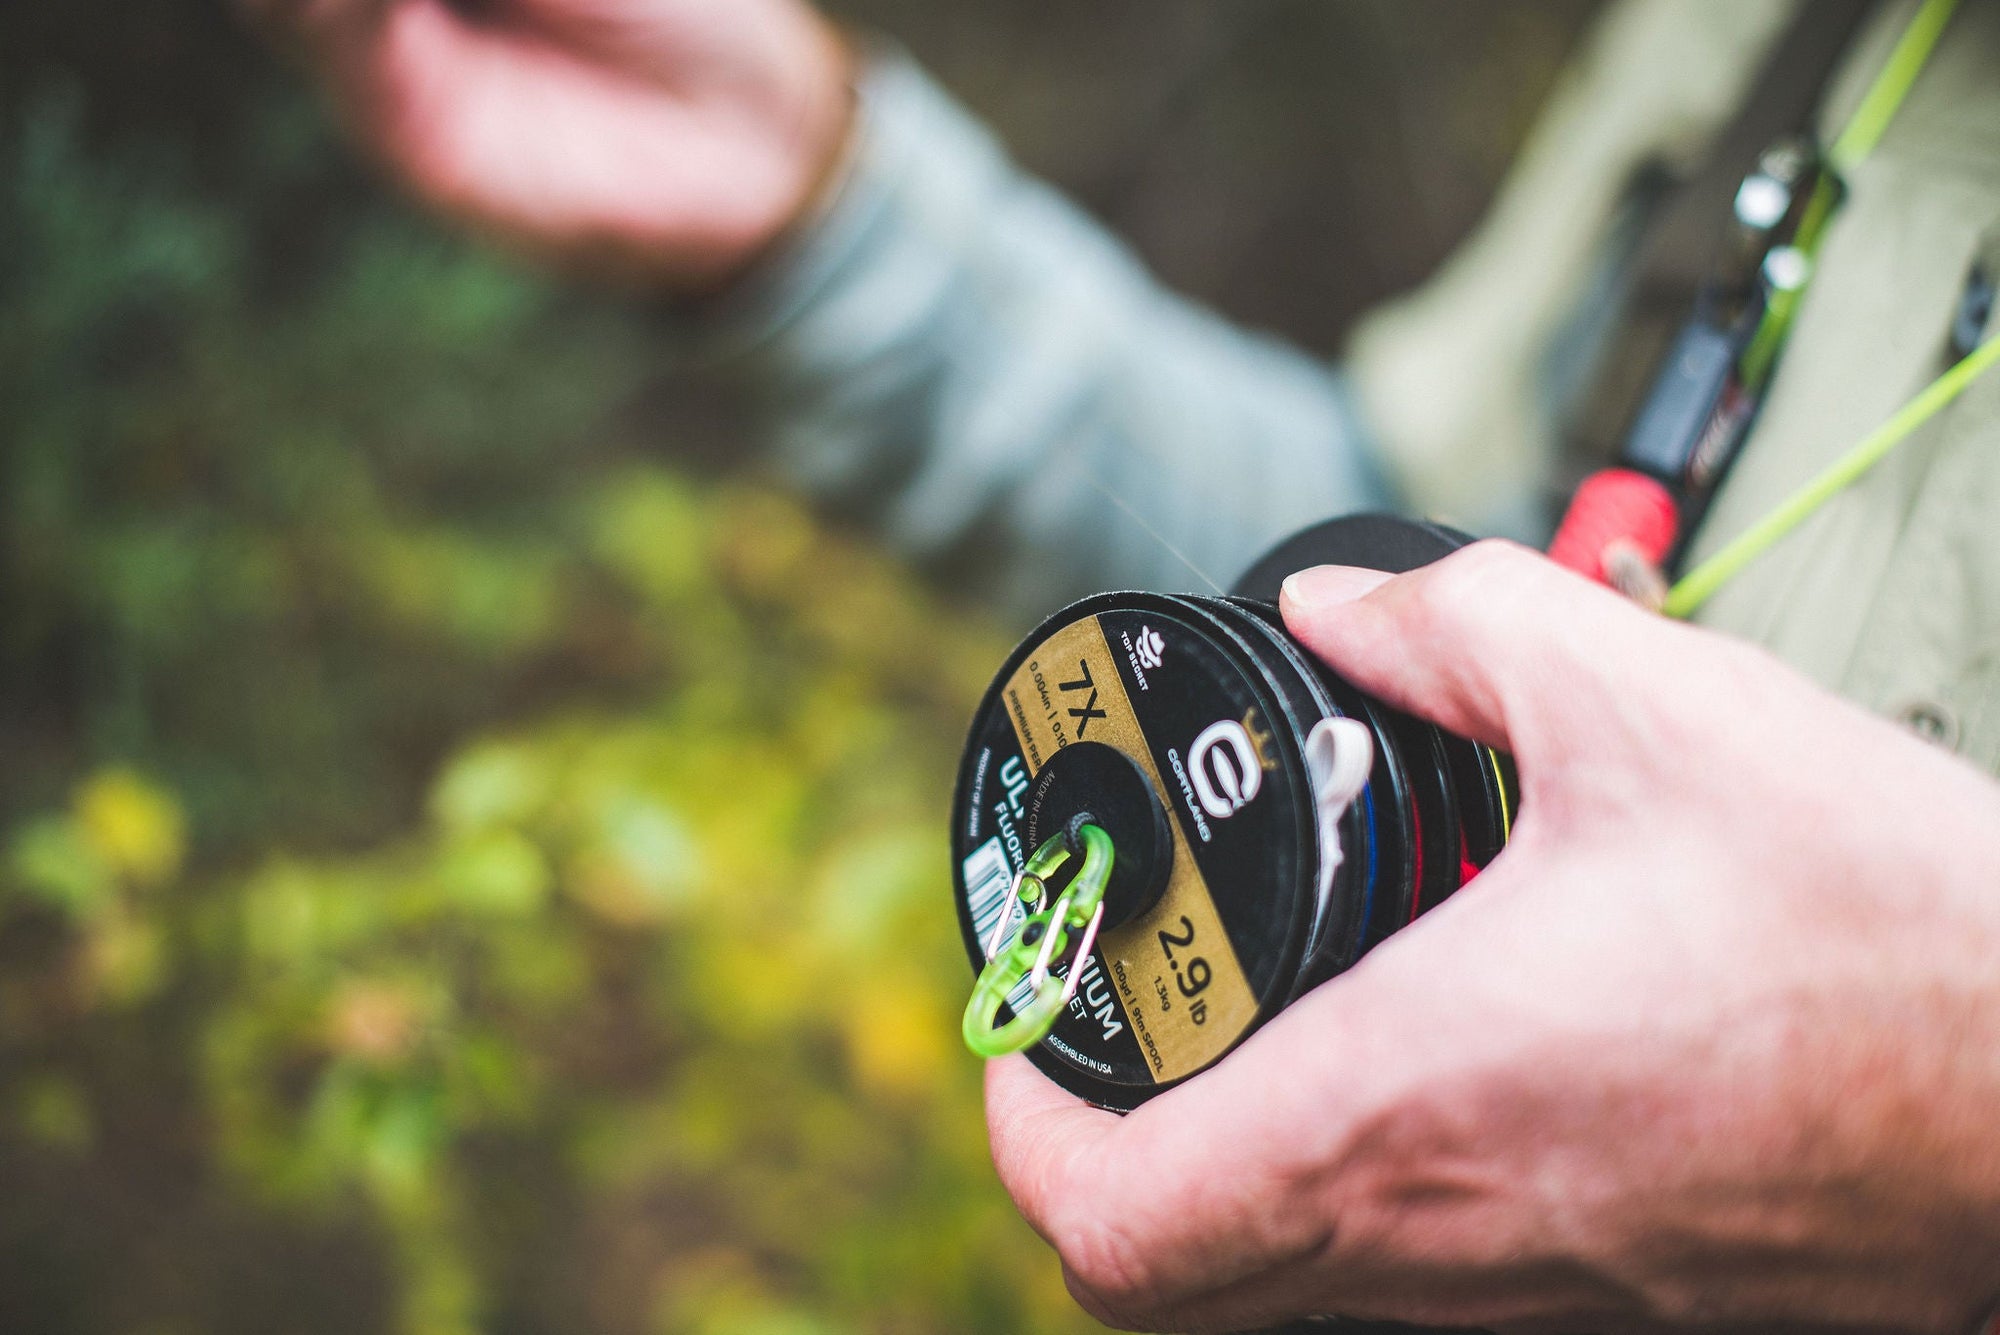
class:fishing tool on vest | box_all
[952,515,1516,1111]
[1551,0,1992,614]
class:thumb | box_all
[984,1056,1120,1246]
[1278,540,1658,758]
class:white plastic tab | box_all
[1303,715,1373,941]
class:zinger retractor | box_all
[951,515,1518,1110]
[961,818,1115,1059]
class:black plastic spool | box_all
[952,516,1517,1109]
[1186,596,1411,982]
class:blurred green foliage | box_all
[0,75,1090,1335]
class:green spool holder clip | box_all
[961,819,1114,1060]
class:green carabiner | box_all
[962,821,1114,1059]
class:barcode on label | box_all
[962,836,1036,1013]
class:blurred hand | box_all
[244,0,854,291]
[987,542,2000,1333]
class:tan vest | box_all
[1689,0,2000,773]
[1354,0,2000,774]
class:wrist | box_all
[661,43,991,359]
[786,22,863,240]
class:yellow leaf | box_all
[841,971,950,1104]
[75,768,185,887]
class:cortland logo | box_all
[1135,626,1166,671]
[1189,708,1277,820]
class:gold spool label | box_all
[999,616,1256,1082]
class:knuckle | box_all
[1048,1209,1168,1329]
[993,1120,1074,1232]
[1419,540,1528,611]
[1397,546,1504,640]
[1396,540,1568,686]
[1392,574,1458,643]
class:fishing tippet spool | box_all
[953,515,1516,1110]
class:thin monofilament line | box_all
[1666,334,2000,618]
[1666,0,1969,616]
[1086,476,1226,595]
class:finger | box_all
[984,1055,1121,1250]
[986,1005,1391,1329]
[494,0,843,107]
[1079,874,1628,1333]
[1148,1241,1649,1335]
[989,864,1596,1333]
[239,0,460,158]
[268,2,526,217]
[1070,1244,1343,1334]
[1278,540,1666,758]
[489,0,682,76]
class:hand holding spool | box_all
[950,516,1516,1109]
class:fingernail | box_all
[1280,564,1392,609]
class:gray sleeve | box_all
[693,47,1394,617]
